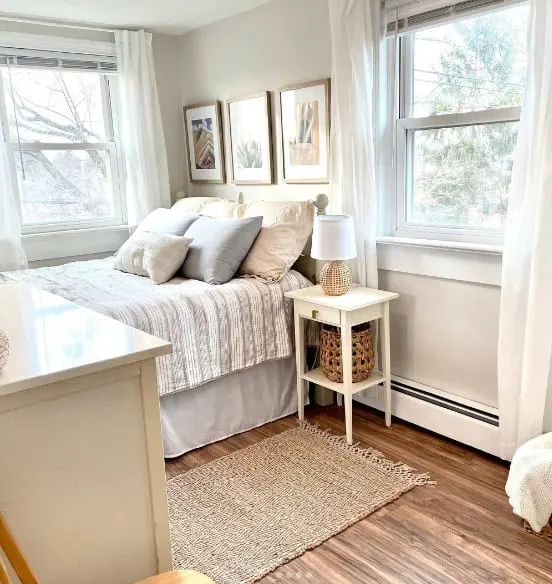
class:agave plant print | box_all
[184,101,225,184]
[227,92,274,184]
[237,139,263,169]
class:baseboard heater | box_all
[354,376,500,456]
[391,379,499,427]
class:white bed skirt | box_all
[160,357,300,458]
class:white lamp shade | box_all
[311,215,357,260]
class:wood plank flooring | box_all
[166,404,552,584]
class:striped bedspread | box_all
[3,258,312,397]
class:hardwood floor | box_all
[166,404,552,584]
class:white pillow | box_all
[171,197,245,218]
[114,231,193,284]
[136,208,199,236]
[200,199,245,218]
[240,201,314,282]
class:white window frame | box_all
[0,68,126,235]
[393,30,522,245]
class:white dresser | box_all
[0,283,172,584]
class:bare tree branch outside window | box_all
[2,68,116,225]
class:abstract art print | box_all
[184,102,225,184]
[279,79,330,183]
[290,101,319,166]
[227,92,274,184]
[192,117,215,169]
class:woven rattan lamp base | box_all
[320,261,352,296]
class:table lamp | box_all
[311,215,357,296]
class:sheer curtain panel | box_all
[327,0,382,288]
[0,141,27,270]
[497,0,552,460]
[115,30,170,227]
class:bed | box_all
[2,194,327,457]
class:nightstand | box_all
[285,285,399,445]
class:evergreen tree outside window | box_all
[394,3,528,242]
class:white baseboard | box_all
[354,384,500,458]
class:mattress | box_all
[4,258,312,396]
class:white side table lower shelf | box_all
[301,367,385,395]
[285,285,399,445]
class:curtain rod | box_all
[0,14,135,34]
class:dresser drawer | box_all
[295,300,340,326]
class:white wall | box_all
[379,267,500,408]
[177,0,504,414]
[178,0,331,203]
[152,33,187,198]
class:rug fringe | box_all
[298,420,435,487]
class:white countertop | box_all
[0,283,172,396]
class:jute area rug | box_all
[167,422,431,584]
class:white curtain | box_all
[115,30,170,227]
[0,141,27,270]
[498,0,552,460]
[327,0,381,288]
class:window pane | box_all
[411,5,528,117]
[2,68,108,143]
[409,122,517,229]
[15,149,115,224]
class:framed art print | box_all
[227,92,274,185]
[183,101,226,184]
[279,78,330,184]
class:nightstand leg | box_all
[381,302,392,427]
[341,313,353,445]
[294,312,305,421]
[344,392,353,445]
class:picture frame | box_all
[227,91,274,185]
[183,101,226,184]
[278,78,331,184]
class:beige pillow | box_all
[114,231,193,284]
[240,201,314,282]
[171,196,222,214]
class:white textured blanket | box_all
[3,259,311,397]
[506,432,552,532]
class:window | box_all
[0,57,123,232]
[394,3,529,242]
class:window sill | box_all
[376,236,503,286]
[23,225,129,263]
[376,236,503,256]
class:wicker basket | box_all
[320,322,375,383]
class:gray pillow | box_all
[181,216,262,284]
[136,208,199,236]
